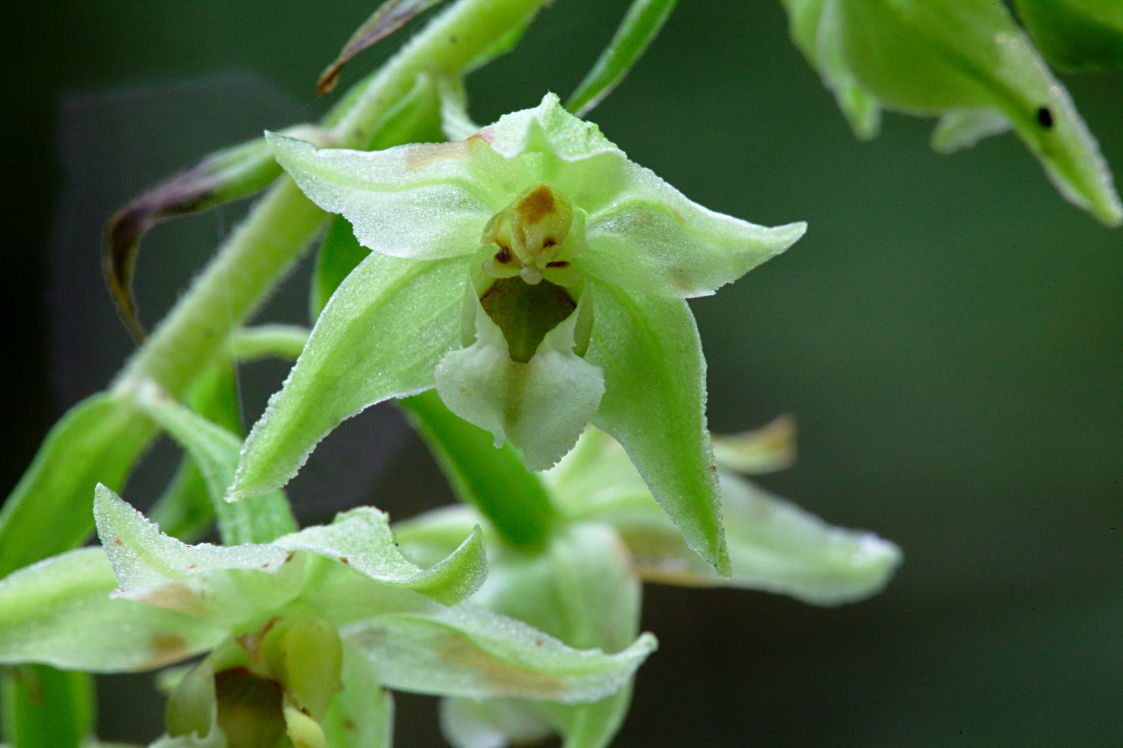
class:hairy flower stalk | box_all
[227,94,805,574]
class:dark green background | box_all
[5,1,1120,745]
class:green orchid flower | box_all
[781,0,1122,226]
[228,92,805,575]
[0,486,655,748]
[391,422,900,748]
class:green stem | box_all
[1,666,94,748]
[400,390,558,549]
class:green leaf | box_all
[316,0,448,94]
[1014,0,1123,72]
[134,381,297,545]
[584,279,729,576]
[567,0,679,117]
[399,390,558,550]
[0,548,226,671]
[0,393,154,577]
[1,667,94,748]
[229,252,469,502]
[312,215,375,321]
[836,0,1122,225]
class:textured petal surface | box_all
[269,132,508,259]
[229,253,469,501]
[546,430,902,605]
[584,280,729,575]
[581,163,805,298]
[0,547,225,672]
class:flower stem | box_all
[400,390,558,549]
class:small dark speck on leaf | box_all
[1036,106,1054,128]
[114,537,123,546]
[339,556,350,565]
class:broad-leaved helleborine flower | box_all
[0,486,655,747]
[228,93,805,574]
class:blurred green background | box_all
[5,1,1120,745]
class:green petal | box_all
[930,108,1012,153]
[548,433,902,605]
[267,132,508,260]
[273,507,486,605]
[322,644,394,748]
[473,523,644,748]
[837,0,1122,225]
[584,280,729,576]
[0,548,225,672]
[229,253,469,502]
[580,163,805,298]
[434,295,604,471]
[342,603,655,703]
[711,415,798,476]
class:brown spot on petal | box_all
[339,556,350,565]
[145,633,189,667]
[141,582,208,617]
[516,185,556,224]
[113,537,123,546]
[404,141,468,171]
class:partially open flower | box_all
[229,93,804,573]
[0,486,655,746]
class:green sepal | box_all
[400,514,647,748]
[229,252,469,502]
[312,73,445,320]
[0,392,153,577]
[0,547,226,672]
[583,279,729,576]
[547,430,902,606]
[95,486,486,621]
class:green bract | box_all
[230,93,805,575]
[0,486,655,747]
[1014,0,1123,72]
[781,0,1122,226]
